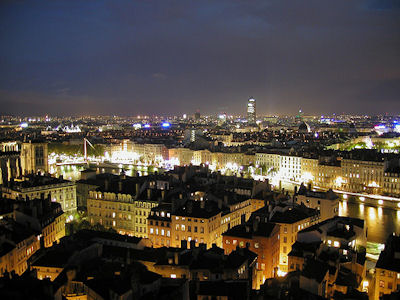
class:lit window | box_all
[150,228,154,234]
[171,274,176,278]
[161,229,165,236]
[327,240,332,245]
[333,241,340,247]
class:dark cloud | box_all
[0,0,399,116]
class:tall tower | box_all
[20,141,48,175]
[247,97,256,124]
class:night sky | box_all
[1,0,399,116]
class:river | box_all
[339,200,400,244]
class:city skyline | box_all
[1,0,400,116]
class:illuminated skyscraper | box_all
[247,98,256,124]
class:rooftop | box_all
[376,234,400,273]
[222,222,277,239]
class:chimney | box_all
[223,195,228,205]
[135,183,140,195]
[104,179,109,191]
[161,190,165,200]
[199,243,207,251]
[200,200,205,209]
[32,206,37,219]
[38,199,43,216]
[253,218,259,232]
[181,240,188,249]
[174,252,179,265]
[147,189,152,200]
[118,181,123,192]
[245,225,250,233]
[218,198,222,209]
[172,199,176,213]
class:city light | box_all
[368,181,379,188]
[302,172,314,183]
[276,269,287,277]
[335,176,346,187]
[2,2,399,296]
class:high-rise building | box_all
[247,98,256,124]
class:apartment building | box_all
[171,200,222,248]
[0,220,40,276]
[341,159,385,194]
[383,171,400,197]
[294,216,367,298]
[14,197,65,248]
[2,175,77,216]
[147,203,172,247]
[87,188,158,237]
[294,185,339,222]
[222,220,280,289]
[253,204,321,273]
[374,234,400,300]
[168,148,194,165]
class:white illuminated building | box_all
[247,98,256,124]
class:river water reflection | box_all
[339,201,400,244]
